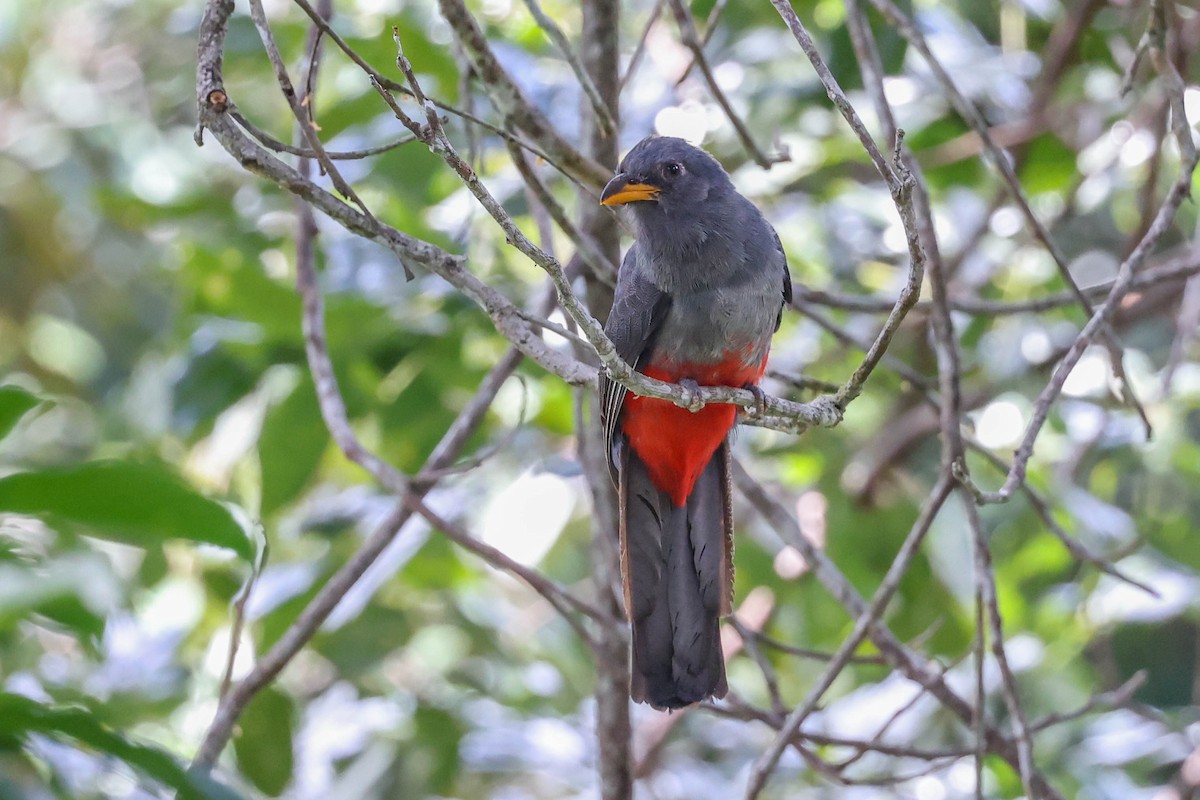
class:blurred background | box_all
[1,0,1199,797]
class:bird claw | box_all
[679,378,704,413]
[743,383,768,418]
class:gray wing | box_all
[771,226,792,329]
[600,245,670,470]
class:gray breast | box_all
[651,280,779,368]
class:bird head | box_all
[600,136,733,222]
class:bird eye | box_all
[663,162,683,178]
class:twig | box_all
[830,655,962,772]
[405,493,605,642]
[507,142,617,287]
[744,626,887,665]
[864,0,1153,439]
[372,33,845,435]
[518,0,616,137]
[246,0,382,234]
[960,142,1199,505]
[768,370,841,396]
[769,0,899,189]
[294,0,403,504]
[284,0,593,192]
[729,615,787,716]
[619,0,664,94]
[744,472,955,799]
[790,248,1200,315]
[1029,671,1146,731]
[732,467,1053,792]
[218,530,267,700]
[767,1,925,414]
[412,377,531,484]
[965,496,1038,798]
[961,433,1157,598]
[437,0,611,187]
[675,0,729,85]
[231,109,419,159]
[795,299,936,392]
[713,696,970,760]
[666,0,785,169]
[294,184,409,493]
[193,501,412,767]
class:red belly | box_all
[621,355,767,507]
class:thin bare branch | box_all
[518,0,617,137]
[864,0,1153,438]
[666,0,785,168]
[507,141,618,287]
[768,1,925,413]
[619,0,665,94]
[437,0,611,187]
[964,495,1038,798]
[231,108,419,159]
[406,493,606,637]
[675,0,730,85]
[285,0,593,191]
[246,0,383,235]
[791,248,1200,315]
[732,459,1063,797]
[744,473,955,799]
[372,35,846,434]
[960,144,1199,504]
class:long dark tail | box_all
[618,441,734,710]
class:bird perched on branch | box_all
[598,136,791,710]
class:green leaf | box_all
[0,556,109,639]
[0,386,41,441]
[232,687,294,796]
[0,693,245,800]
[316,604,412,679]
[0,461,253,561]
[1112,619,1198,708]
[259,376,328,516]
[1018,133,1078,195]
[412,705,462,793]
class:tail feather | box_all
[620,442,732,710]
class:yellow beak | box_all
[600,175,661,206]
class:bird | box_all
[597,136,791,710]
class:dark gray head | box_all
[600,136,736,225]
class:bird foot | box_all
[678,378,704,413]
[742,383,768,418]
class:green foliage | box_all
[0,694,244,800]
[1,0,1196,796]
[232,688,295,796]
[259,376,329,516]
[0,462,253,560]
[0,387,41,441]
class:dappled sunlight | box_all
[480,470,575,567]
[1,0,1198,796]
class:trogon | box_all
[598,136,791,710]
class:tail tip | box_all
[633,675,728,711]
